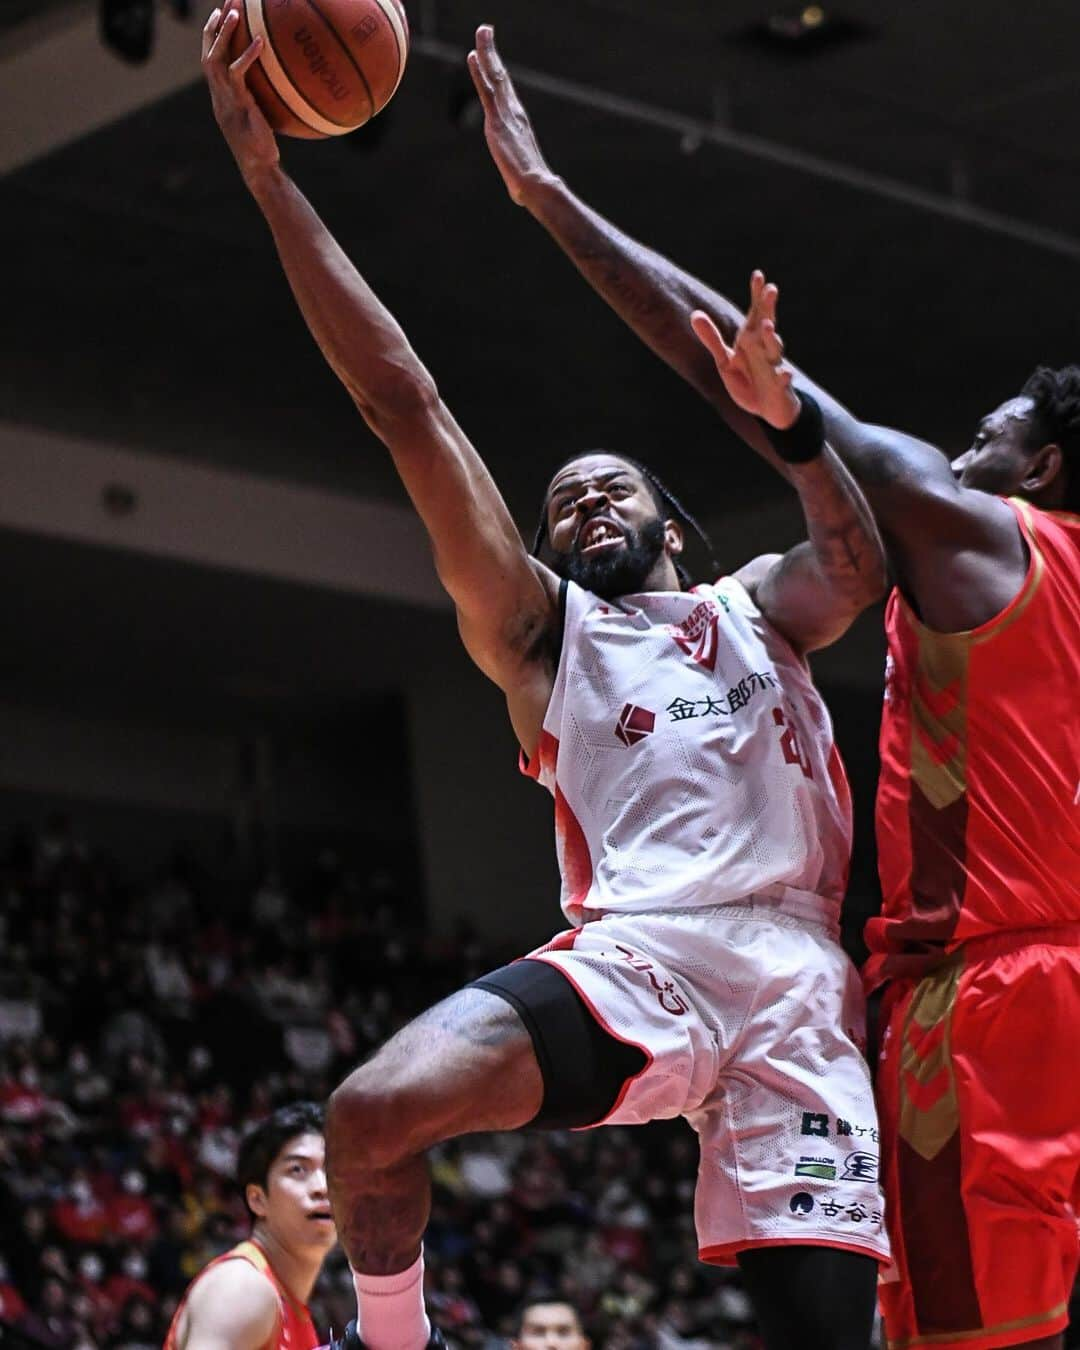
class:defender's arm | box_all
[468,27,1024,629]
[705,291,886,652]
[692,281,1027,631]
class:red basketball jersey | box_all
[865,499,1080,984]
[164,1239,318,1350]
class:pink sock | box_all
[352,1251,430,1350]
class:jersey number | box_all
[773,707,814,780]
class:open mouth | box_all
[307,1211,334,1224]
[577,518,625,554]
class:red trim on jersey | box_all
[519,728,559,782]
[698,1236,890,1267]
[529,954,654,1128]
[554,784,593,911]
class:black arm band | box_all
[757,389,825,464]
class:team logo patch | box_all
[789,1192,815,1215]
[794,1156,837,1180]
[615,703,655,746]
[840,1151,879,1183]
[670,599,721,671]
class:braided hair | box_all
[533,452,719,589]
[1020,365,1080,511]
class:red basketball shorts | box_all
[875,925,1080,1350]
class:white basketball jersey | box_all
[522,578,853,927]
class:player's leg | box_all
[736,1246,878,1350]
[325,957,647,1349]
[686,911,888,1347]
[325,985,541,1278]
[876,940,1080,1350]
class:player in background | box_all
[164,1102,334,1350]
[201,6,891,1349]
[512,1301,589,1350]
[466,28,1080,1350]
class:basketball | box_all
[229,0,409,139]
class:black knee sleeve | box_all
[471,959,647,1130]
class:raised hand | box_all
[467,25,554,207]
[691,271,801,430]
[201,3,279,185]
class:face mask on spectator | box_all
[78,1253,104,1284]
[20,1066,39,1088]
[122,1170,146,1196]
[189,1046,212,1074]
[123,1253,148,1281]
[69,1049,90,1074]
[70,1179,93,1205]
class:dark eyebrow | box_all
[549,469,633,496]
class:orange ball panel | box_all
[230,0,408,139]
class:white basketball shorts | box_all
[524,902,890,1266]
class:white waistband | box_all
[583,885,840,939]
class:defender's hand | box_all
[691,271,800,430]
[467,25,554,207]
[201,3,279,185]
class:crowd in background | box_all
[1,816,1078,1349]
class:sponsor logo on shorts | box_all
[840,1151,879,1183]
[612,943,688,1016]
[789,1192,883,1228]
[816,1196,882,1228]
[836,1118,880,1143]
[799,1114,880,1145]
[794,1156,836,1180]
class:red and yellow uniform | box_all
[164,1240,319,1350]
[868,500,1080,1349]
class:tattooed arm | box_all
[712,284,885,651]
[467,26,1025,632]
[736,451,886,653]
[467,25,780,470]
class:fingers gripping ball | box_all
[229,0,409,139]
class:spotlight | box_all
[735,7,875,54]
[101,0,155,63]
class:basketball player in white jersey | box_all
[202,9,890,1349]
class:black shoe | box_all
[324,1321,364,1350]
[325,1322,446,1350]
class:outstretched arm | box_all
[203,6,558,748]
[467,26,773,462]
[701,280,887,653]
[692,279,1028,630]
[468,27,1026,630]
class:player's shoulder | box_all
[728,554,784,599]
[184,1253,280,1348]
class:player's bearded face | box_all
[559,515,667,598]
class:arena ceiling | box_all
[0,0,1077,716]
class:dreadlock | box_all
[532,452,720,589]
[1020,365,1080,511]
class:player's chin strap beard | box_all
[559,517,668,599]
